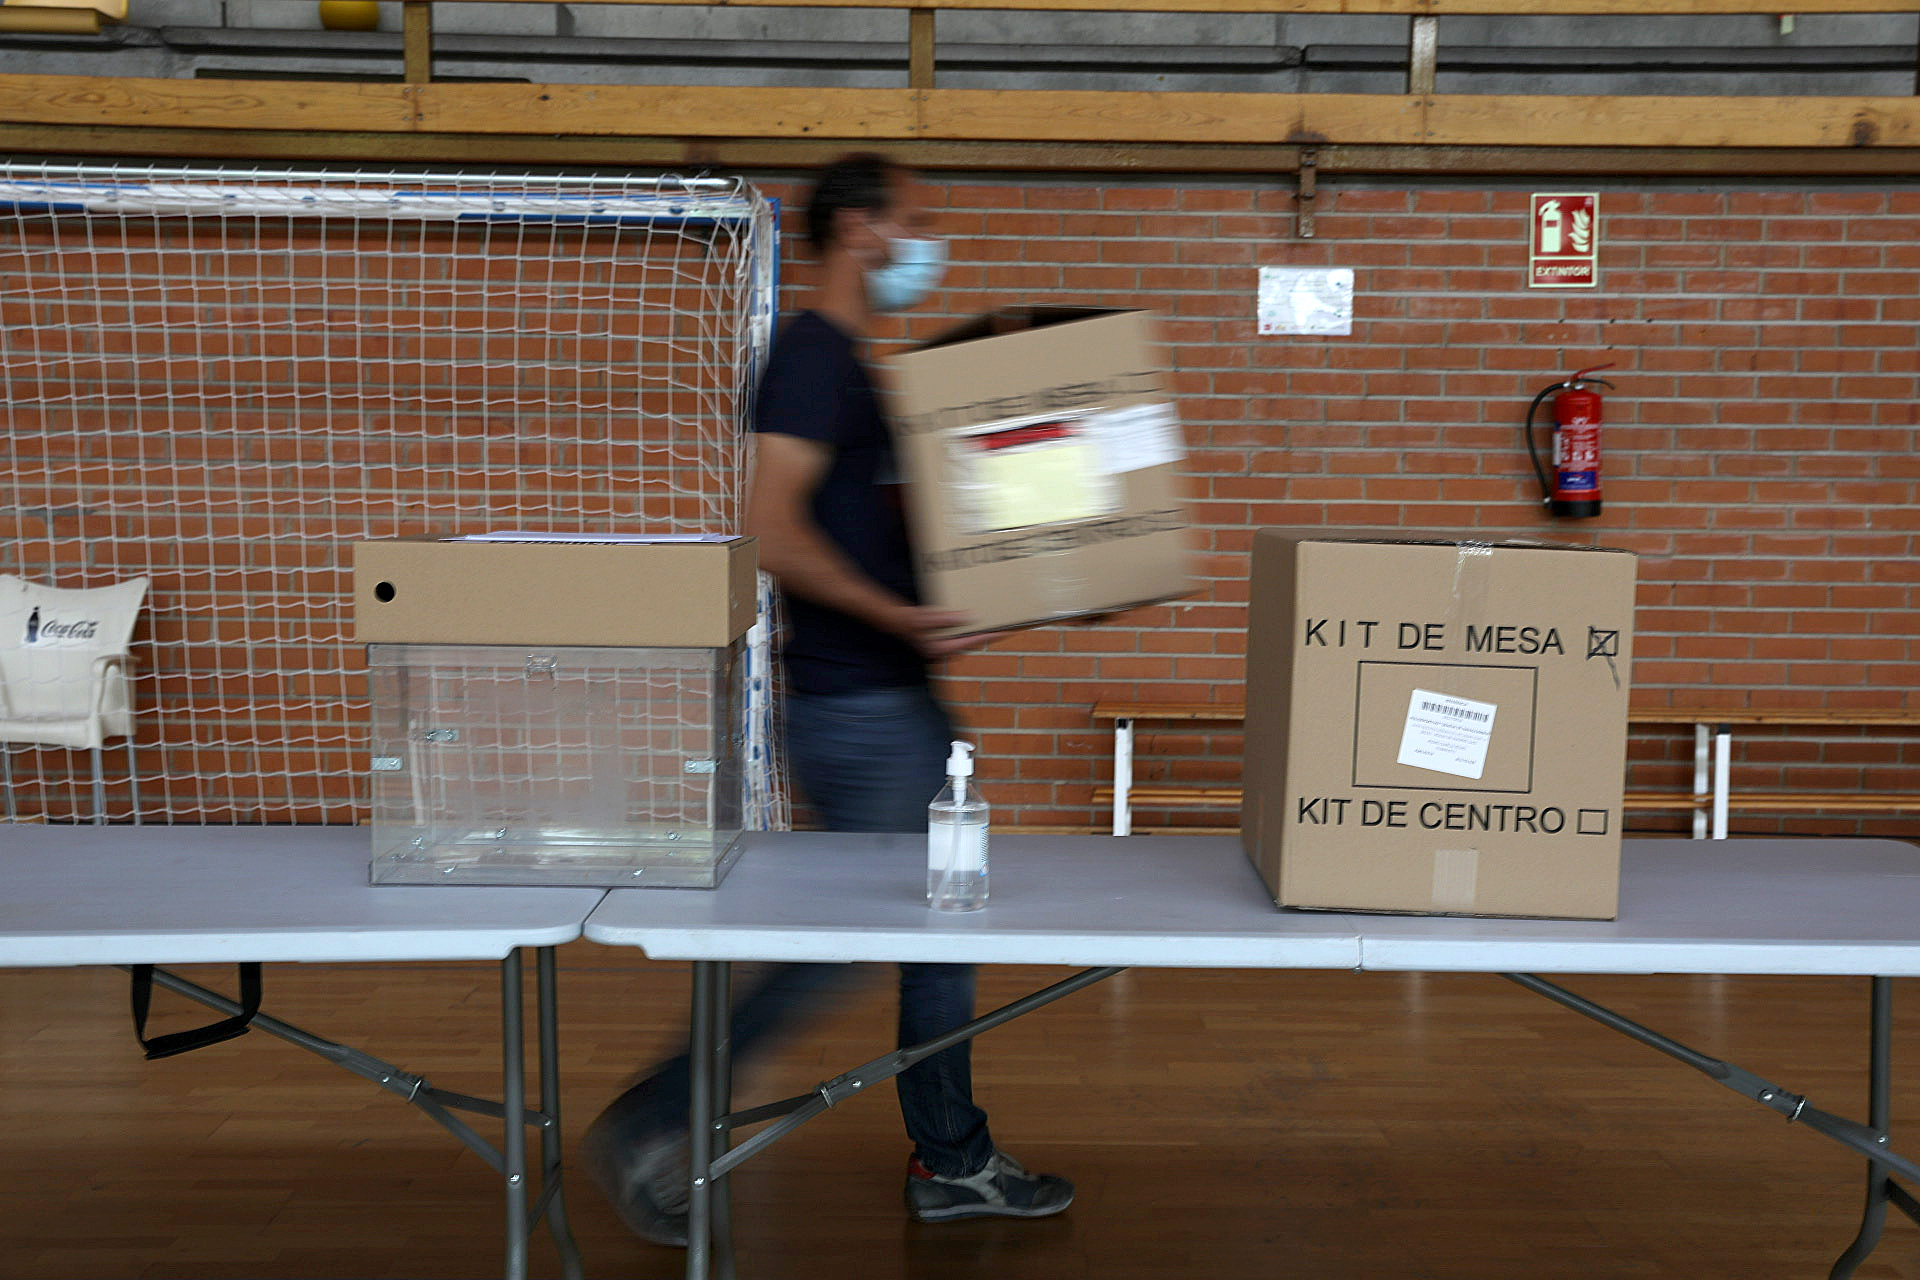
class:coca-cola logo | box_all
[22,606,102,645]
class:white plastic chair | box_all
[0,574,148,824]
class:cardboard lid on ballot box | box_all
[353,534,757,648]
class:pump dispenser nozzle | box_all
[946,740,975,778]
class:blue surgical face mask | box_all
[865,234,947,313]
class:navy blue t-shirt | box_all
[752,311,927,695]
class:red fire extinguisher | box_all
[1524,364,1615,518]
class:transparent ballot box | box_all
[367,643,745,888]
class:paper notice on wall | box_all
[1258,267,1354,336]
[1087,402,1184,474]
[1397,688,1498,780]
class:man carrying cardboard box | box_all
[582,154,1072,1247]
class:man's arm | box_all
[744,432,984,658]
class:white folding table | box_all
[586,831,1920,1280]
[0,824,604,1280]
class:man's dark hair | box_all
[805,153,898,251]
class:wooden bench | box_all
[1625,708,1920,837]
[1092,700,1920,838]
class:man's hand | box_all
[890,605,994,658]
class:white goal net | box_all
[0,161,782,829]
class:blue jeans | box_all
[611,684,994,1178]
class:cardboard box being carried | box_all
[1240,529,1637,920]
[887,308,1194,634]
[353,534,757,648]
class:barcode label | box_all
[1397,689,1499,780]
[1419,699,1490,724]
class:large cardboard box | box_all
[353,535,757,647]
[887,308,1193,634]
[1241,529,1636,920]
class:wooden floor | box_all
[2,948,1916,1280]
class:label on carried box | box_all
[1089,402,1183,474]
[951,413,1119,533]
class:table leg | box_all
[686,960,732,1280]
[706,966,1124,1177]
[1509,974,1920,1206]
[536,947,585,1280]
[501,949,530,1280]
[673,963,1119,1280]
[1828,977,1919,1279]
[129,959,576,1280]
[711,961,736,1280]
[1113,717,1134,837]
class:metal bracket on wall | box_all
[1295,150,1318,239]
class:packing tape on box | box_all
[1447,540,1495,624]
[1430,846,1480,912]
[1031,547,1094,621]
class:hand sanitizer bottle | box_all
[928,740,988,912]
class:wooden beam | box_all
[912,88,1920,148]
[8,122,1920,177]
[408,82,926,137]
[402,1,433,86]
[910,8,936,91]
[0,76,422,133]
[1335,144,1920,174]
[911,87,1430,143]
[3,76,1919,152]
[1421,92,1920,147]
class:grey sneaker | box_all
[904,1151,1074,1223]
[581,1107,691,1248]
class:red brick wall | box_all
[761,176,1920,838]
[7,173,1917,837]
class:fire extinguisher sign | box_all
[1529,193,1598,289]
